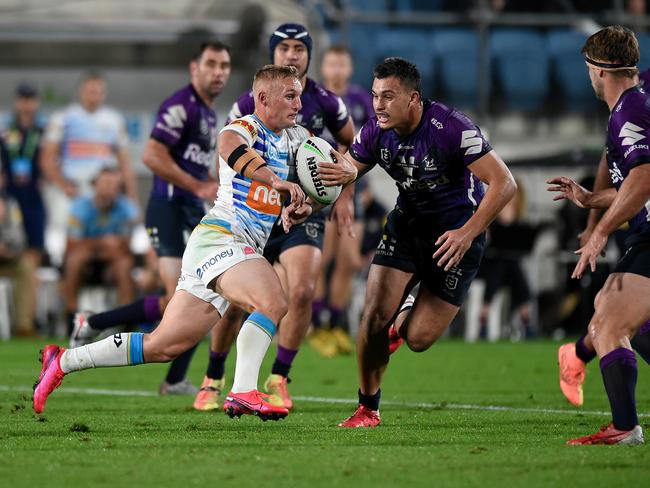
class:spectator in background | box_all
[625,0,648,33]
[40,71,139,233]
[1,82,46,334]
[477,181,540,340]
[0,189,35,336]
[1,83,46,266]
[61,167,137,331]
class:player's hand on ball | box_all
[273,179,305,207]
[318,149,357,187]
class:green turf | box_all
[1,338,648,487]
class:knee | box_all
[405,329,439,353]
[288,281,316,309]
[253,294,288,324]
[360,304,394,335]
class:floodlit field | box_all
[1,338,648,487]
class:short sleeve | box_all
[150,100,190,148]
[67,197,88,239]
[220,118,258,147]
[444,111,492,167]
[349,120,378,167]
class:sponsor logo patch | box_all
[196,248,235,279]
[247,181,283,215]
[231,119,258,139]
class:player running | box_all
[547,26,649,445]
[68,41,231,395]
[193,23,355,412]
[318,57,516,427]
[33,65,312,421]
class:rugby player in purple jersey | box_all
[555,69,650,411]
[548,26,650,445]
[69,41,232,395]
[193,23,356,412]
[318,57,517,427]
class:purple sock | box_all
[575,334,596,363]
[639,319,650,336]
[143,295,162,322]
[312,299,327,328]
[330,306,343,328]
[600,348,638,431]
[206,349,229,380]
[272,345,298,377]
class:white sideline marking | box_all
[2,384,648,418]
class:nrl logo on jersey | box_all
[380,148,391,163]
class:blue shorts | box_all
[371,208,485,306]
[15,195,45,249]
[145,197,205,258]
[263,212,325,264]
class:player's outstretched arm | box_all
[546,175,616,209]
[573,163,650,278]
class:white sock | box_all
[60,332,145,373]
[231,315,275,393]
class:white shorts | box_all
[176,223,264,314]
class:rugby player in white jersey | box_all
[33,65,314,420]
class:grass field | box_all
[1,337,648,487]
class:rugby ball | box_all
[295,136,342,205]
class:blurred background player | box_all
[69,41,232,396]
[40,71,139,235]
[0,82,45,336]
[323,57,517,428]
[547,25,649,445]
[309,44,375,356]
[193,23,355,412]
[61,167,138,324]
[33,65,311,421]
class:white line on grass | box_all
[2,384,648,418]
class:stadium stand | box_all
[432,28,481,109]
[490,29,550,112]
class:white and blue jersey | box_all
[200,114,309,250]
[44,104,129,189]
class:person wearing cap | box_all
[192,22,356,412]
[0,82,45,336]
[547,25,650,445]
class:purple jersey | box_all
[639,68,650,89]
[350,100,491,231]
[606,86,650,236]
[226,77,349,157]
[149,84,218,204]
[344,84,374,130]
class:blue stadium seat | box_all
[346,0,388,12]
[432,28,480,109]
[394,0,446,11]
[490,29,549,111]
[374,28,435,96]
[340,23,381,88]
[547,29,596,112]
[637,32,650,71]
